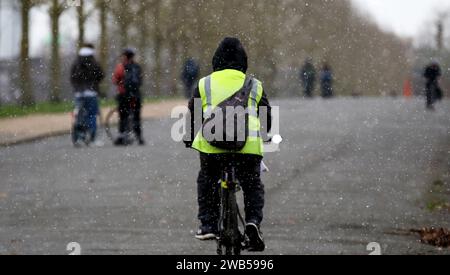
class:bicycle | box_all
[215,136,280,255]
[72,97,95,147]
[216,159,271,255]
[105,96,139,145]
[216,158,246,256]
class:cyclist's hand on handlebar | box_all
[265,135,283,145]
[183,140,193,148]
[271,135,283,145]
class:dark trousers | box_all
[117,94,142,139]
[74,96,99,141]
[426,81,434,108]
[303,82,315,98]
[321,83,333,98]
[197,153,265,229]
[426,80,443,107]
[184,82,195,99]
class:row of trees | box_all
[18,0,410,106]
[19,0,107,105]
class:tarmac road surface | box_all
[1,98,450,255]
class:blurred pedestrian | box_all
[300,58,317,98]
[320,63,334,98]
[112,48,145,146]
[424,62,443,110]
[181,58,200,99]
[70,43,105,146]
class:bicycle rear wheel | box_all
[72,107,91,146]
[105,108,119,142]
[218,182,242,255]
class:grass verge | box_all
[0,97,180,119]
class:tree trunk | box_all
[77,0,85,49]
[50,0,61,102]
[152,0,162,97]
[97,0,108,98]
[118,13,129,49]
[19,0,34,106]
[167,3,179,97]
[138,1,150,97]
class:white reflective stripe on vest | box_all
[251,80,259,108]
[249,79,260,136]
[248,109,258,117]
[248,130,260,138]
[204,76,212,113]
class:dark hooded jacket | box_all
[185,38,272,145]
[424,63,441,82]
[70,55,105,93]
[182,58,200,88]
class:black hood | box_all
[212,38,248,73]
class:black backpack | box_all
[124,63,142,96]
[202,77,254,151]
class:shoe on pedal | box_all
[195,226,217,241]
[245,223,265,252]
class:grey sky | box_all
[351,0,450,38]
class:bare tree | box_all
[101,0,409,97]
[48,0,66,102]
[151,0,163,97]
[110,0,133,49]
[76,0,85,48]
[18,0,37,106]
[136,0,151,97]
[96,0,109,98]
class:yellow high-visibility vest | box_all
[192,69,264,156]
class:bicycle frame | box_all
[72,97,92,146]
[217,160,247,256]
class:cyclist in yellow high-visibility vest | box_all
[184,38,272,252]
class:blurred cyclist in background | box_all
[70,43,105,146]
[424,62,443,110]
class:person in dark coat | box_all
[70,44,105,143]
[181,58,200,99]
[300,58,316,98]
[424,62,443,110]
[320,63,334,98]
[112,48,145,146]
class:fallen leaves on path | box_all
[411,228,450,248]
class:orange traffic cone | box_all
[403,79,413,98]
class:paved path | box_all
[0,98,449,255]
[0,99,186,146]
